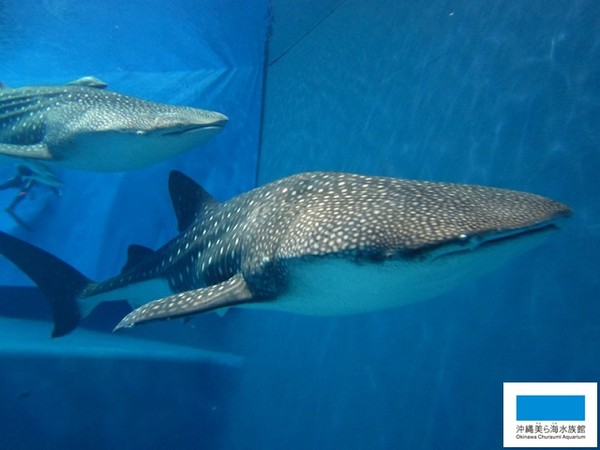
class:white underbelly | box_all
[242,228,553,316]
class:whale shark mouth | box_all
[477,223,560,247]
[159,121,228,136]
[428,221,563,262]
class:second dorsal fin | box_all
[121,244,155,273]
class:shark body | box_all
[0,77,227,171]
[0,171,571,337]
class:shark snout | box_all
[196,111,229,128]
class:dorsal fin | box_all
[65,76,108,89]
[169,171,220,232]
[121,244,155,273]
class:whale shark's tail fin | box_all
[0,231,91,337]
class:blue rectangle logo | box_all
[517,395,586,421]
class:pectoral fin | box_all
[113,273,254,331]
[0,143,52,160]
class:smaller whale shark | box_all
[0,77,228,171]
[0,171,571,337]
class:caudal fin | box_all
[0,231,91,337]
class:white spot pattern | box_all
[84,171,569,327]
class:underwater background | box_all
[0,0,598,449]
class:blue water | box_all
[0,0,598,449]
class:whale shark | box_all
[0,171,571,337]
[0,77,228,171]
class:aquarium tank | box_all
[0,0,597,449]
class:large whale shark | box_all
[0,77,228,171]
[0,171,570,337]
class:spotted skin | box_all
[0,77,228,171]
[0,171,571,336]
[112,171,569,330]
